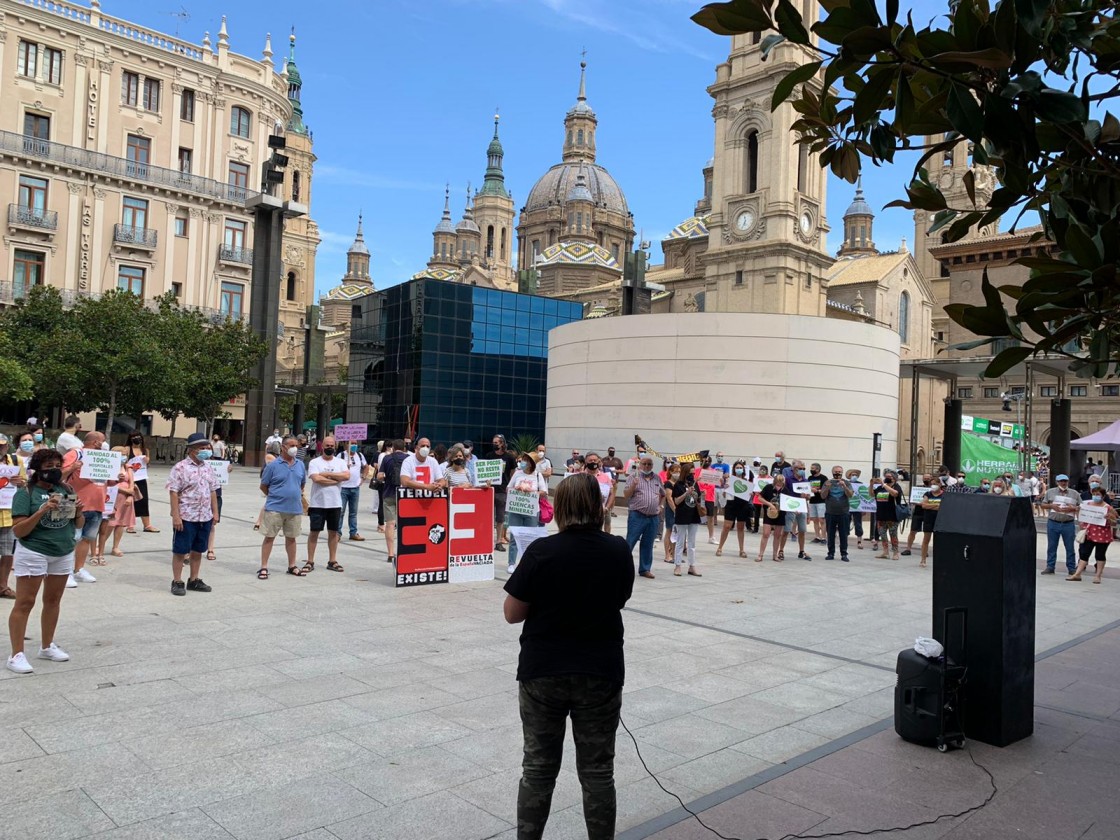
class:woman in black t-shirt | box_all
[503,473,634,840]
[918,481,944,568]
[872,475,901,560]
[757,474,787,562]
[671,463,703,576]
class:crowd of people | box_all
[2,416,1117,675]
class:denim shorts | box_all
[80,510,103,542]
[785,511,808,533]
[172,520,213,556]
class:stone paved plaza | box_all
[2,464,1118,840]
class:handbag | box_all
[895,501,912,523]
[538,496,554,525]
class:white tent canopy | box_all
[1070,418,1120,451]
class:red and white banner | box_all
[449,487,495,583]
[395,488,449,587]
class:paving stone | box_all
[230,731,378,786]
[83,807,234,839]
[333,746,490,806]
[0,787,115,840]
[0,727,47,764]
[326,790,510,840]
[124,717,276,770]
[339,710,474,757]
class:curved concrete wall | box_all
[546,313,900,473]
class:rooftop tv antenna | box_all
[168,7,190,37]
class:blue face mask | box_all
[798,469,807,478]
[20,441,34,453]
[350,445,359,453]
[195,449,213,461]
[33,433,43,442]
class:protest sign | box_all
[509,526,551,557]
[208,460,230,486]
[126,456,148,481]
[699,468,724,486]
[780,495,806,513]
[506,487,540,518]
[792,481,812,495]
[754,476,772,494]
[475,459,503,486]
[910,486,930,505]
[449,487,495,583]
[849,481,877,513]
[103,486,119,515]
[729,477,754,501]
[79,450,122,482]
[0,465,21,509]
[396,487,450,587]
[334,423,368,442]
[1078,505,1107,527]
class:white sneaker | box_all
[6,652,33,674]
[38,643,70,662]
[507,563,516,575]
[708,538,717,545]
[66,574,78,589]
[73,568,97,583]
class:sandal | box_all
[0,587,15,599]
[327,561,345,572]
[755,555,763,563]
[778,551,785,561]
[386,555,396,565]
[206,551,216,561]
[673,566,682,576]
[301,562,315,573]
[253,524,261,531]
[257,568,270,579]
[739,551,748,558]
[126,528,137,534]
[111,549,124,557]
[715,548,722,557]
[143,527,161,533]
[285,566,305,577]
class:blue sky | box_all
[104,0,927,297]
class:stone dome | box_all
[524,162,629,216]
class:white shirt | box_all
[401,454,444,486]
[56,432,83,454]
[265,434,282,446]
[342,452,366,489]
[307,455,349,508]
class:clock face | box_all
[736,210,754,231]
[800,211,813,234]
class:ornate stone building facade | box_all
[0,1,319,437]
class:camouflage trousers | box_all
[517,675,622,840]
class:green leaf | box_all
[947,83,984,142]
[984,346,1035,378]
[772,61,822,111]
[852,65,895,126]
[774,0,810,44]
[1035,89,1089,124]
[691,0,773,35]
[760,33,786,58]
[929,48,1014,69]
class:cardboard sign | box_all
[729,477,754,501]
[103,486,119,515]
[126,456,148,481]
[448,487,495,584]
[792,481,812,496]
[208,460,230,486]
[506,487,540,518]
[699,468,724,486]
[0,465,20,509]
[396,487,450,587]
[754,476,772,494]
[780,494,806,513]
[78,450,123,482]
[1078,505,1107,527]
[849,482,877,513]
[334,423,368,442]
[509,525,550,557]
[910,486,930,504]
[475,459,503,486]
[1052,495,1079,510]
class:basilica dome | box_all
[524,162,629,217]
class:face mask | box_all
[641,467,653,476]
[288,447,299,458]
[418,446,430,458]
[734,468,745,476]
[131,438,142,445]
[716,456,724,464]
[608,451,615,457]
[451,458,464,466]
[322,447,336,457]
[798,469,807,478]
[39,467,62,485]
[33,433,43,442]
[100,441,110,451]
[981,484,990,491]
[538,450,546,457]
[586,463,599,471]
[350,445,358,453]
[670,472,680,481]
[20,441,34,453]
[1089,482,1100,490]
[1092,493,1103,501]
[196,449,212,461]
[833,473,842,479]
[993,486,1004,494]
[518,461,528,470]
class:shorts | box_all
[494,492,507,525]
[723,498,751,524]
[704,500,715,517]
[382,493,398,524]
[80,510,103,542]
[808,503,826,519]
[911,517,925,533]
[0,526,15,556]
[261,510,301,539]
[785,511,808,533]
[172,519,213,556]
[308,507,342,533]
[13,543,74,577]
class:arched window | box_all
[566,129,572,146]
[230,106,252,139]
[797,145,808,193]
[898,291,911,344]
[500,227,507,260]
[577,129,584,145]
[746,131,759,193]
[286,271,297,301]
[486,225,495,259]
[292,170,301,202]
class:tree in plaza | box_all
[175,314,268,436]
[0,329,33,403]
[0,285,87,413]
[692,0,1120,378]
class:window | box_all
[142,78,161,112]
[171,281,183,298]
[352,304,362,321]
[230,106,251,138]
[501,227,507,260]
[292,170,301,203]
[117,265,145,295]
[174,215,188,237]
[13,249,45,298]
[936,331,945,342]
[122,196,148,229]
[735,270,744,286]
[1103,385,1120,397]
[23,112,50,155]
[577,129,584,145]
[17,41,38,78]
[797,145,808,193]
[122,71,140,106]
[44,47,63,85]
[18,175,48,210]
[957,387,973,399]
[1040,386,1058,397]
[126,134,150,177]
[180,88,195,121]
[983,387,1000,399]
[286,271,297,301]
[1008,385,1026,396]
[228,162,250,198]
[223,218,247,249]
[177,147,192,174]
[486,225,495,259]
[898,290,910,344]
[219,282,244,317]
[1070,385,1087,397]
[745,131,759,193]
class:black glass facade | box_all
[346,279,582,445]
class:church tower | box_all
[343,214,372,284]
[701,14,832,315]
[563,167,596,244]
[838,178,876,257]
[455,186,482,265]
[428,186,458,271]
[472,116,517,290]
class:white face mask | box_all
[418,446,430,458]
[287,446,299,458]
[100,441,110,451]
[993,486,1004,495]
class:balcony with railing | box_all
[219,244,253,265]
[8,203,58,232]
[0,129,259,206]
[113,224,158,249]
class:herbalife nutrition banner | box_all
[959,433,1036,486]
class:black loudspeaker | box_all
[932,493,1036,747]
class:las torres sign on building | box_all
[395,487,495,587]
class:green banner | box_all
[959,433,1035,486]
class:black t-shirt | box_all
[486,449,518,486]
[873,482,899,522]
[760,483,786,525]
[922,490,944,529]
[672,479,703,525]
[505,528,634,684]
[807,472,826,504]
[381,451,408,490]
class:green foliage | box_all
[692,0,1120,378]
[510,433,541,457]
[0,329,33,402]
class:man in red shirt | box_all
[61,432,115,586]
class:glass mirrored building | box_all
[347,279,582,445]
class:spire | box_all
[285,28,308,136]
[479,112,511,199]
[217,15,229,49]
[434,184,455,234]
[839,177,876,257]
[577,58,587,103]
[262,32,273,63]
[563,57,597,163]
[457,183,479,233]
[344,212,371,283]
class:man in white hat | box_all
[166,433,220,596]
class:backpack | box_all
[382,451,407,491]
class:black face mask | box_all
[322,447,335,456]
[39,468,62,485]
[451,458,464,466]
